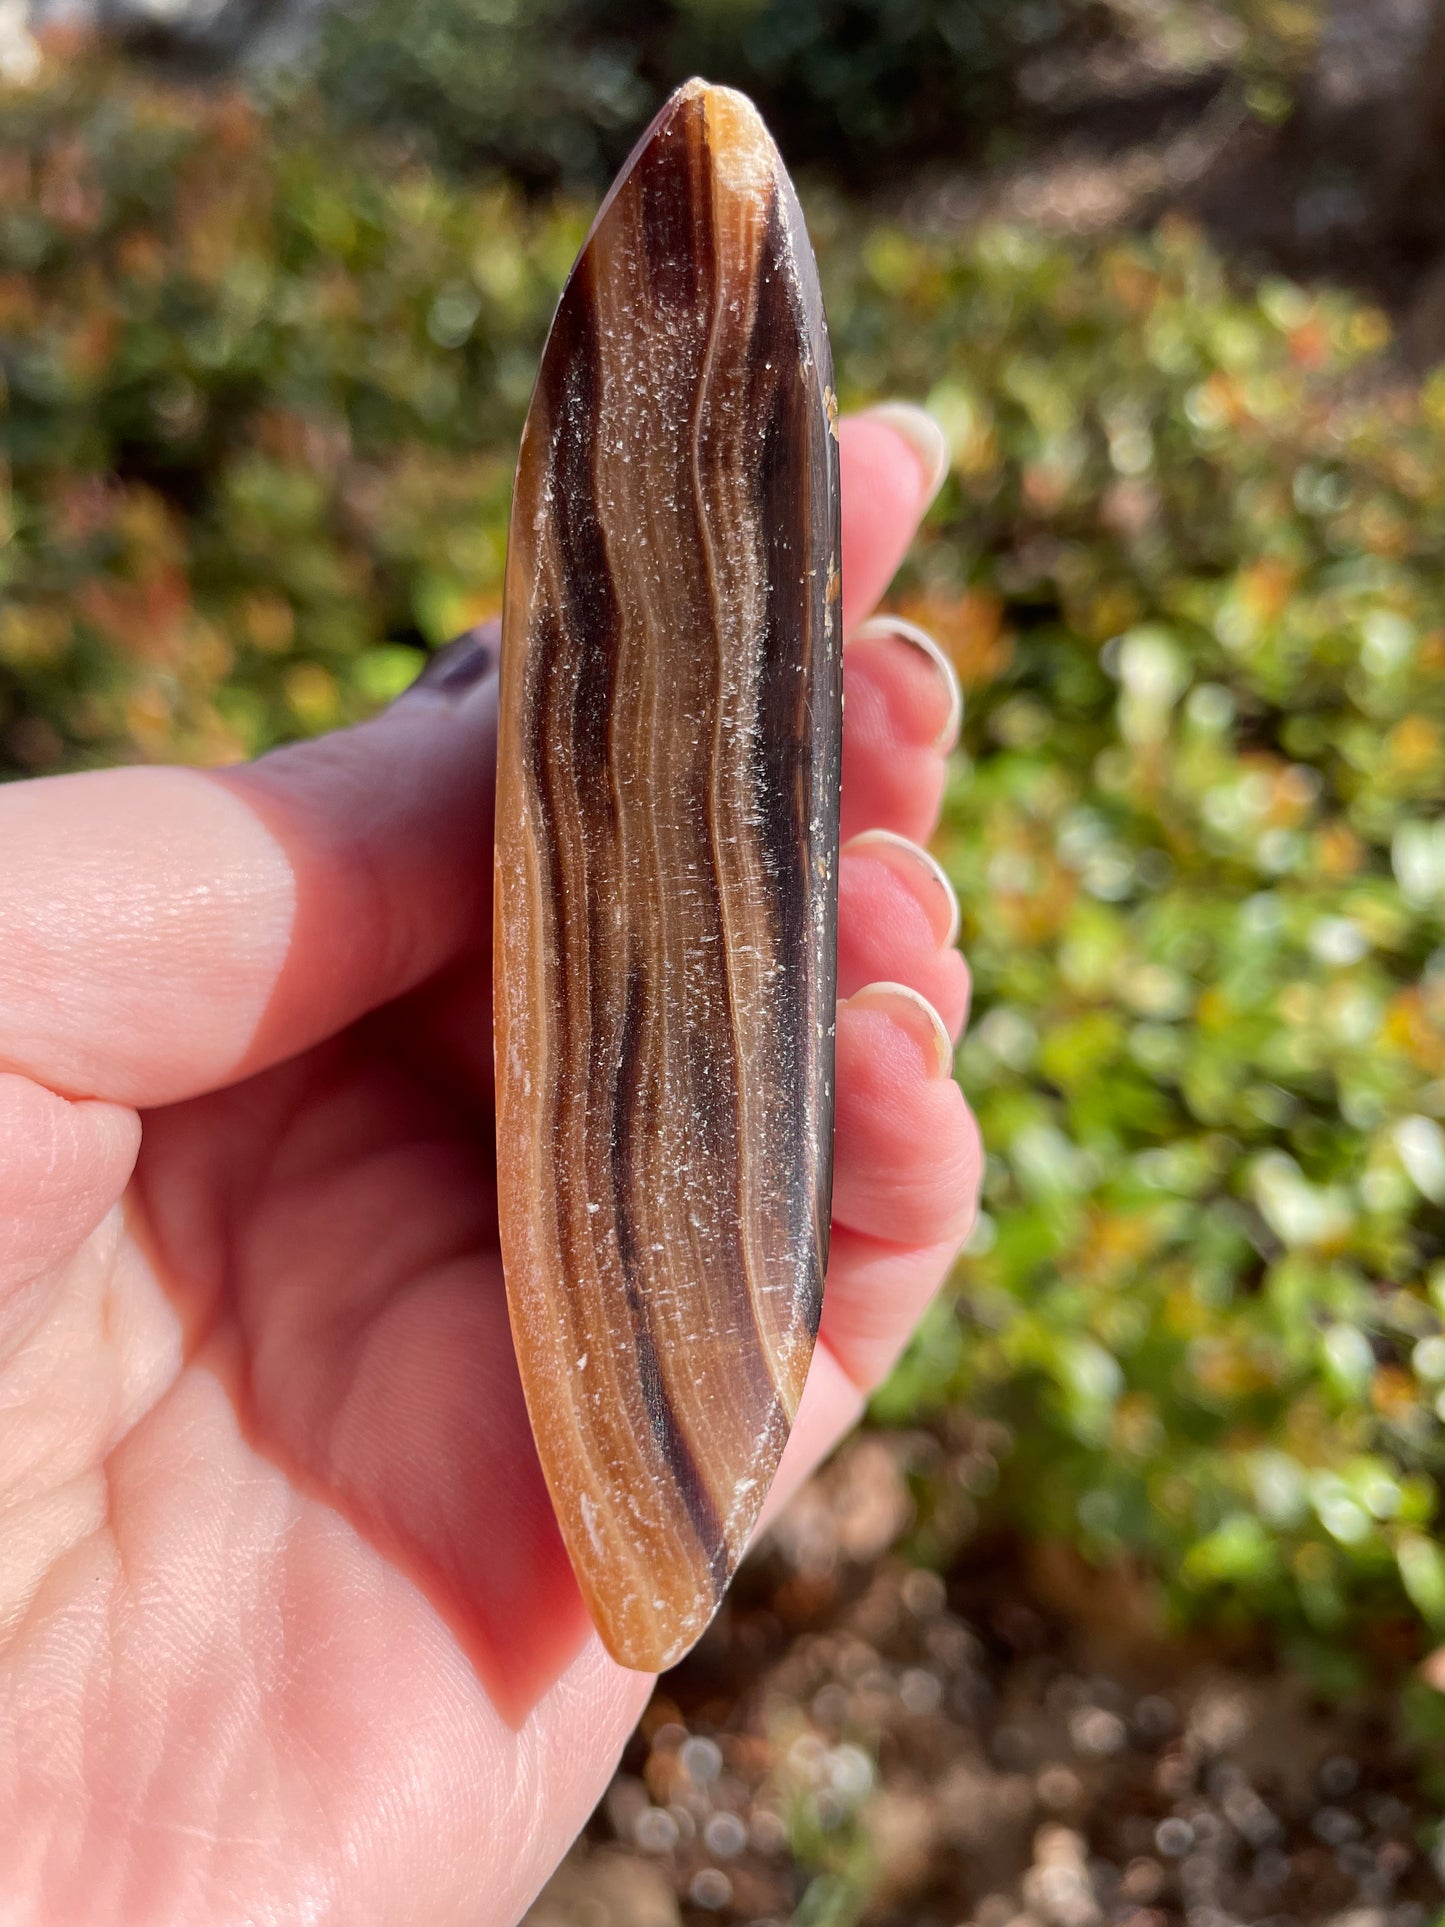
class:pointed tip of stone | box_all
[604,1611,713,1676]
[672,74,754,111]
[587,79,778,252]
[683,78,779,204]
[667,77,774,163]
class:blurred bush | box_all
[3,52,1445,1689]
[311,0,1079,192]
[1219,0,1327,121]
[0,59,576,766]
[852,223,1445,1688]
[309,0,1337,193]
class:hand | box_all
[0,405,979,1926]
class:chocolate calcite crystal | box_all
[494,78,842,1671]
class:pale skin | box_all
[0,408,980,1926]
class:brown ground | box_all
[524,1429,1445,1927]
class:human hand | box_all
[0,404,979,1926]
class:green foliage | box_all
[4,54,1445,1678]
[312,0,1055,191]
[851,220,1445,1671]
[0,61,575,766]
[310,0,1336,192]
[312,0,654,192]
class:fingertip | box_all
[406,619,502,702]
[843,830,959,947]
[849,617,962,756]
[836,841,971,1036]
[833,993,979,1249]
[845,982,954,1081]
[860,403,950,509]
[838,404,951,633]
[839,619,958,846]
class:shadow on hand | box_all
[128,626,606,1728]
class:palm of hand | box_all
[0,415,977,1926]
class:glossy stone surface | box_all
[494,78,842,1671]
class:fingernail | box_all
[409,619,502,700]
[865,402,950,509]
[847,981,954,1079]
[850,615,963,753]
[843,830,961,948]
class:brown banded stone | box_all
[494,78,842,1671]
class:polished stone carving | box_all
[495,78,842,1670]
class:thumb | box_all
[0,625,499,1112]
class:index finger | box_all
[0,645,499,1110]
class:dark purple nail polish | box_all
[411,620,501,698]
